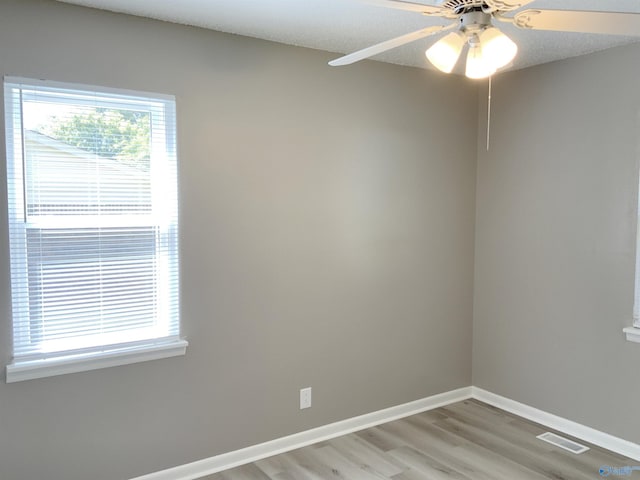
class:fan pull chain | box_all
[486,75,492,151]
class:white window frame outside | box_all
[4,77,186,382]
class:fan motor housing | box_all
[461,10,492,31]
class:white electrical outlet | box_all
[300,387,312,409]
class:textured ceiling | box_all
[55,0,640,73]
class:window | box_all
[627,174,640,343]
[4,77,185,382]
[635,208,640,329]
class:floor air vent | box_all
[536,432,589,454]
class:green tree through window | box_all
[38,108,151,169]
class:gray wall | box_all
[0,0,476,479]
[473,43,640,444]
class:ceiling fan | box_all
[329,0,640,79]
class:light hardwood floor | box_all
[202,399,635,480]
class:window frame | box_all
[4,77,186,382]
[626,169,640,343]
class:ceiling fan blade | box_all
[484,0,535,13]
[329,24,455,66]
[514,9,640,36]
[358,0,448,16]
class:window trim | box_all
[6,339,188,383]
[628,152,640,343]
[624,327,640,344]
[4,77,185,381]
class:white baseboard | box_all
[132,386,640,479]
[130,386,473,480]
[472,387,640,461]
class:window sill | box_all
[623,327,640,344]
[5,339,188,383]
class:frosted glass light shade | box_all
[425,32,464,73]
[465,44,496,79]
[479,27,517,70]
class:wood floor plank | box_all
[270,472,299,480]
[280,464,327,480]
[434,417,562,466]
[311,445,389,479]
[283,447,353,479]
[389,470,426,480]
[254,451,299,477]
[387,446,473,480]
[404,417,555,480]
[448,399,633,472]
[379,419,510,480]
[450,443,561,480]
[506,414,631,462]
[355,426,408,452]
[432,415,595,480]
[199,400,636,480]
[326,434,404,477]
[210,463,271,480]
[441,400,627,474]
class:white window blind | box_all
[4,77,183,381]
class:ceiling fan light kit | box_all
[480,27,518,69]
[425,31,464,73]
[426,11,518,79]
[465,40,496,78]
[329,0,640,80]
